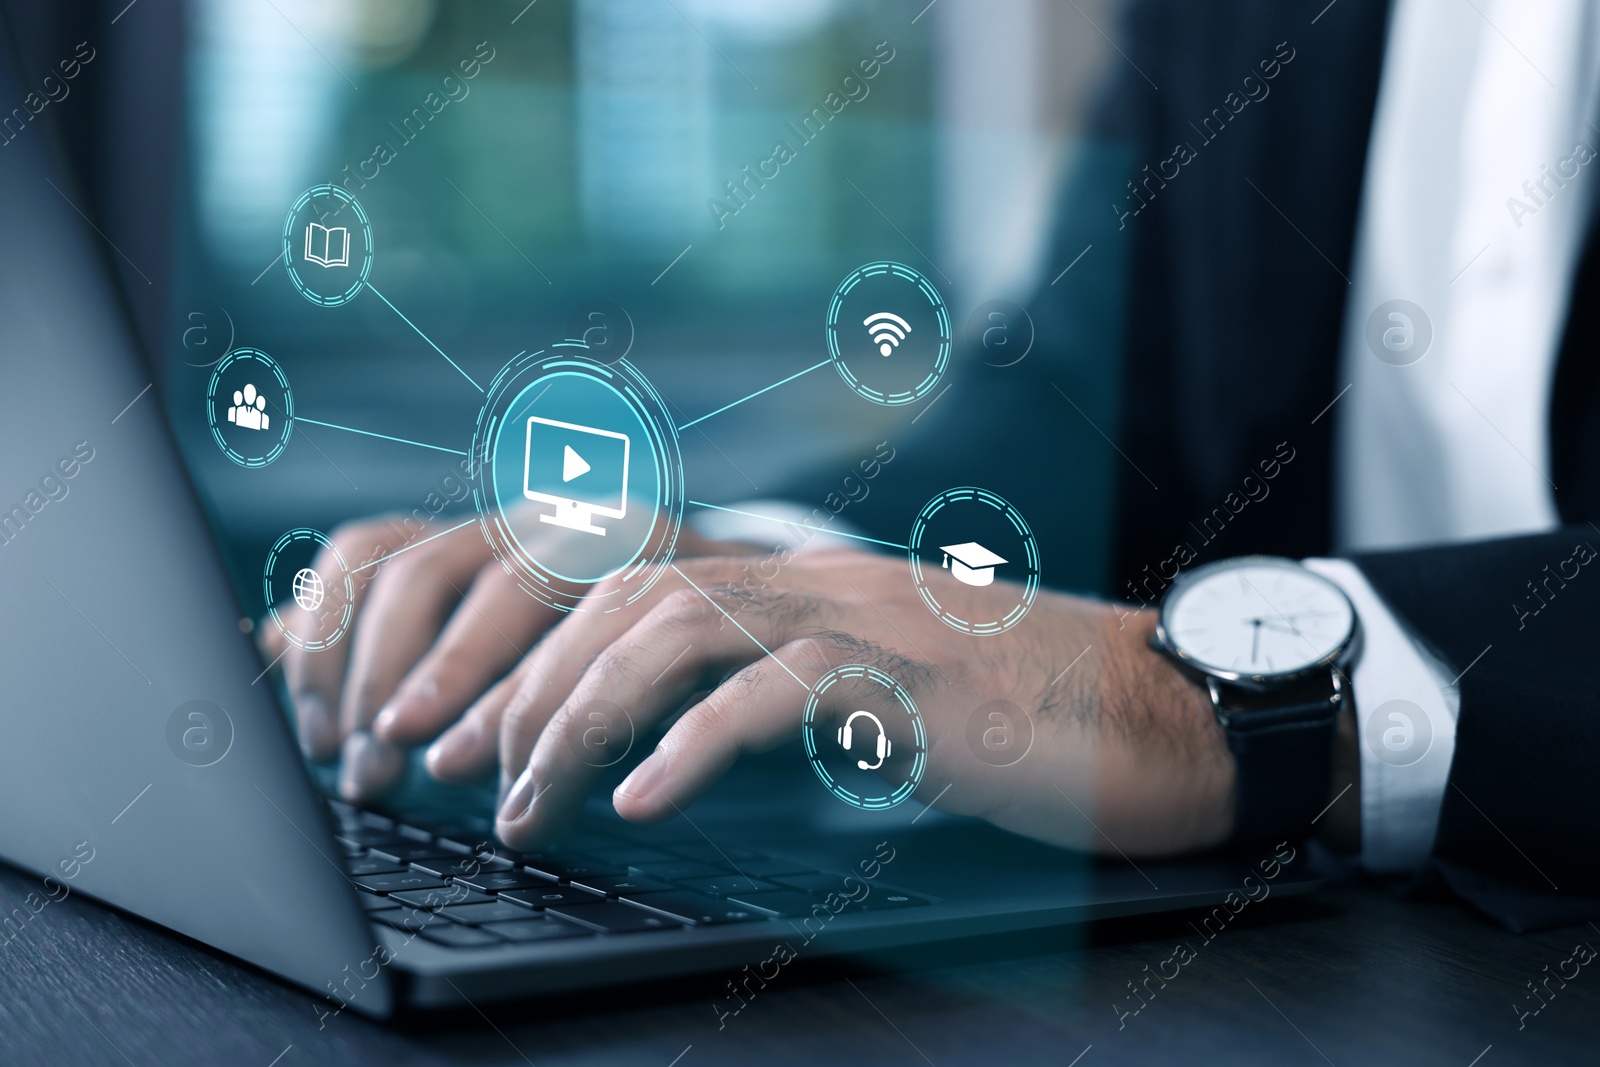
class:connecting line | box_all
[295,416,468,457]
[353,517,478,572]
[675,358,830,431]
[689,500,910,551]
[363,281,484,393]
[669,563,808,689]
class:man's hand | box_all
[260,512,743,801]
[432,546,1236,857]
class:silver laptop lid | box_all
[0,35,388,1017]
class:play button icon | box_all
[562,444,591,483]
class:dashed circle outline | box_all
[207,348,295,468]
[282,184,374,308]
[264,528,356,652]
[802,663,927,810]
[470,343,686,612]
[825,261,952,406]
[907,487,1040,635]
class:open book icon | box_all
[304,222,350,269]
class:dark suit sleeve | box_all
[1355,531,1600,931]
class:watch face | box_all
[1161,559,1354,679]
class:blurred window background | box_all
[120,0,1121,610]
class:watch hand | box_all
[1247,609,1335,626]
[1250,619,1261,663]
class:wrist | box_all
[1102,606,1236,852]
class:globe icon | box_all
[291,567,325,612]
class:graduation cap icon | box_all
[940,542,1006,587]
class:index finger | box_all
[495,569,838,848]
[613,637,933,823]
[276,519,406,760]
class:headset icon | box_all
[837,710,892,771]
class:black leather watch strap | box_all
[1215,677,1344,844]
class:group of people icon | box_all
[227,383,270,431]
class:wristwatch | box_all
[1152,556,1359,844]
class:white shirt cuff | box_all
[1304,557,1459,873]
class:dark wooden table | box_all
[1,860,1595,1067]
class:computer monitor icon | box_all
[523,416,631,536]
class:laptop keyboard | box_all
[328,800,930,950]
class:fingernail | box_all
[340,731,402,801]
[426,714,479,772]
[498,766,536,824]
[616,753,666,802]
[372,704,399,739]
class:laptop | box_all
[0,20,1319,1020]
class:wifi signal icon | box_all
[863,311,912,357]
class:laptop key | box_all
[499,885,606,910]
[733,857,819,878]
[488,847,561,869]
[726,891,837,918]
[437,901,544,925]
[677,875,780,897]
[345,855,406,877]
[857,890,931,911]
[453,869,559,894]
[770,872,854,895]
[424,837,477,855]
[486,917,594,943]
[357,891,399,912]
[409,854,497,879]
[582,845,678,866]
[628,892,770,925]
[391,885,494,910]
[571,873,674,898]
[546,901,683,933]
[373,909,437,933]
[352,870,447,894]
[334,827,405,849]
[627,860,730,881]
[368,842,461,865]
[522,856,625,883]
[555,830,627,852]
[668,842,765,864]
[419,924,504,948]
